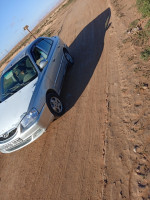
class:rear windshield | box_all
[0,56,38,102]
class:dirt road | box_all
[0,1,110,199]
[0,0,149,199]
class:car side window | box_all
[32,47,47,67]
[32,39,53,67]
[36,39,53,55]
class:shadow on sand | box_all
[61,8,111,112]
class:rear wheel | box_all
[46,92,64,117]
[64,49,74,66]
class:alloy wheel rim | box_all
[50,97,63,113]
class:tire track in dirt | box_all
[103,0,150,199]
[0,0,111,200]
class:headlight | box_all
[21,108,39,129]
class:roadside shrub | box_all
[132,30,150,46]
[62,0,75,8]
[145,19,150,29]
[129,19,139,29]
[136,0,150,17]
[141,47,150,60]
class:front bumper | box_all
[0,104,54,153]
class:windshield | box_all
[0,56,38,102]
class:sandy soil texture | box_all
[0,0,149,199]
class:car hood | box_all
[0,78,38,134]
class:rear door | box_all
[31,38,65,93]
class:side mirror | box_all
[39,60,48,69]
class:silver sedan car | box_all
[0,36,74,153]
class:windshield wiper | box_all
[19,82,28,87]
[9,84,21,92]
[5,83,26,95]
[2,91,15,97]
[2,84,21,97]
[2,81,30,99]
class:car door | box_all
[50,42,66,93]
[31,38,63,93]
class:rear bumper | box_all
[0,104,54,153]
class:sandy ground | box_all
[0,0,149,199]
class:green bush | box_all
[145,19,150,29]
[137,0,150,17]
[141,47,150,60]
[62,0,75,8]
[132,29,150,46]
[129,19,139,29]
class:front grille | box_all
[6,137,32,152]
[3,138,23,150]
[0,128,17,142]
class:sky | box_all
[0,0,61,60]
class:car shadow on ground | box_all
[61,8,111,112]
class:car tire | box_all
[46,92,64,117]
[64,49,74,66]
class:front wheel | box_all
[46,93,64,117]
